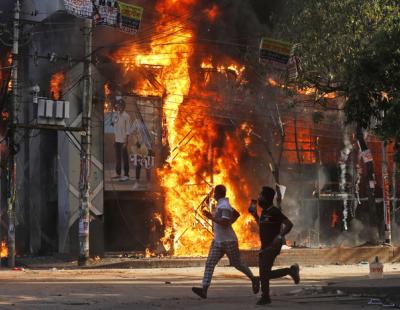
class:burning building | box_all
[1,0,398,260]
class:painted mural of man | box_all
[112,99,131,181]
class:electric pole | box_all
[381,141,391,244]
[392,161,397,243]
[7,0,20,268]
[78,18,93,266]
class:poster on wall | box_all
[104,96,162,191]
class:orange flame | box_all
[204,4,218,22]
[145,248,156,258]
[113,0,258,256]
[267,78,337,98]
[104,83,111,112]
[284,125,316,164]
[50,72,65,100]
[0,241,8,258]
[331,210,339,228]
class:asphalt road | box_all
[0,264,399,309]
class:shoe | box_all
[256,296,271,305]
[119,176,129,182]
[290,263,300,284]
[111,175,121,180]
[192,287,207,299]
[252,276,260,294]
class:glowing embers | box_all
[204,4,218,22]
[103,83,112,112]
[50,71,65,100]
[267,77,337,99]
[0,241,8,258]
[284,124,317,164]
[201,57,245,84]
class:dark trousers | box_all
[259,245,291,297]
[135,163,141,180]
[115,142,129,176]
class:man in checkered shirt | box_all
[192,184,260,299]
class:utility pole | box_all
[381,141,391,244]
[392,161,397,243]
[356,126,378,244]
[7,0,20,268]
[78,18,93,266]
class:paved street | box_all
[0,264,399,309]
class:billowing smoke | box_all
[338,126,353,230]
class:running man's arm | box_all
[202,210,231,226]
[280,218,293,237]
[272,212,293,247]
[249,210,260,226]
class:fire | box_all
[201,57,245,81]
[113,0,258,256]
[145,248,156,258]
[50,72,65,100]
[267,78,280,88]
[153,212,163,225]
[0,241,8,258]
[331,210,339,228]
[204,4,218,22]
[284,125,316,164]
[103,83,111,112]
[267,78,337,98]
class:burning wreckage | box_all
[0,0,398,260]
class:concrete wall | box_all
[13,3,104,255]
[58,63,104,255]
[240,247,400,267]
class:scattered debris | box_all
[12,267,24,271]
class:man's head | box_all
[213,184,226,201]
[117,100,126,112]
[258,186,275,208]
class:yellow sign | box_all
[260,37,293,57]
[118,2,143,21]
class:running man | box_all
[192,184,260,299]
[249,186,300,305]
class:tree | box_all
[274,0,400,242]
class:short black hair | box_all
[261,186,275,205]
[214,184,226,197]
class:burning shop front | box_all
[103,94,166,253]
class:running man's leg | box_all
[224,241,254,280]
[259,247,279,298]
[202,241,224,288]
[269,266,291,278]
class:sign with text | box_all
[118,2,143,34]
[260,37,293,69]
[64,0,93,18]
[64,0,143,35]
